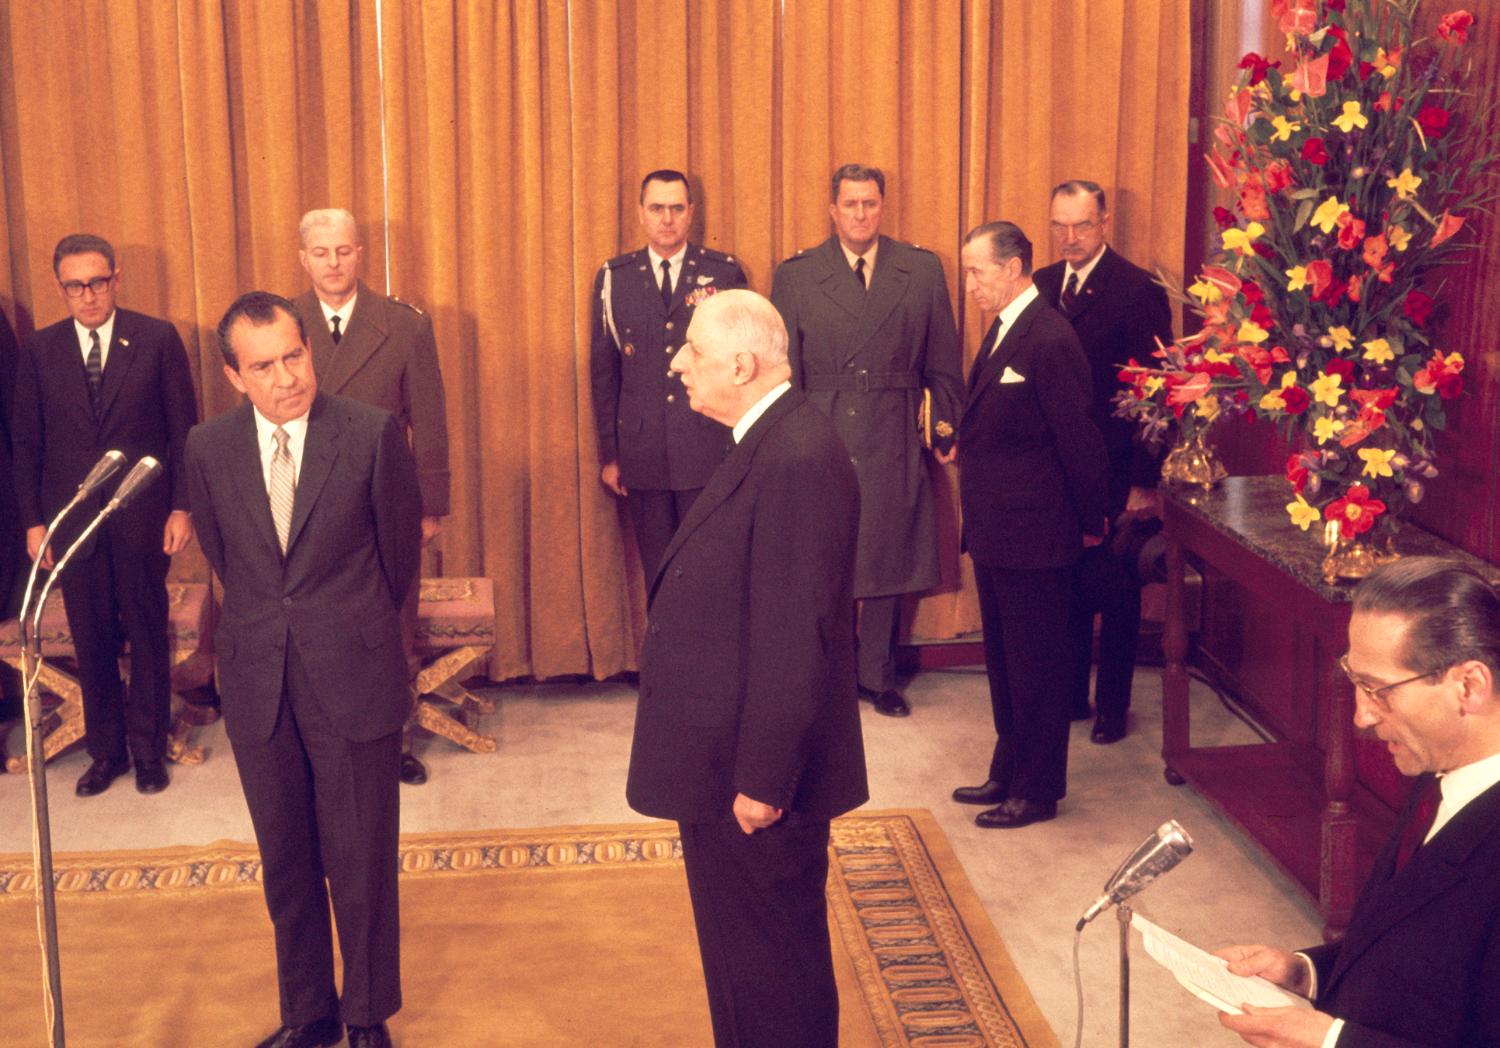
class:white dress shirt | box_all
[319,292,357,340]
[839,240,879,284]
[984,283,1040,359]
[1062,244,1107,297]
[732,381,791,444]
[252,408,309,494]
[74,312,117,371]
[647,244,688,297]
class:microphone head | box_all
[107,457,164,511]
[78,450,127,496]
[1105,820,1194,905]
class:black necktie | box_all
[660,259,673,310]
[85,330,103,412]
[1060,271,1080,313]
[330,315,342,345]
[854,257,866,289]
[968,317,1003,393]
[1395,776,1442,873]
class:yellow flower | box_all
[1333,101,1368,133]
[1196,395,1221,422]
[1359,448,1397,479]
[1280,370,1299,389]
[1222,222,1266,256]
[1287,495,1321,531]
[1188,278,1223,303]
[1204,348,1236,364]
[1237,319,1270,344]
[1361,338,1394,363]
[1327,326,1354,353]
[1143,376,1165,397]
[1387,168,1422,200]
[1311,196,1347,234]
[1374,48,1399,79]
[1271,115,1301,142]
[1314,416,1346,444]
[1286,265,1309,291]
[1310,372,1344,407]
[1387,225,1412,252]
[1260,389,1288,412]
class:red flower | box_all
[1417,104,1451,140]
[1325,485,1388,539]
[1251,303,1276,328]
[1252,240,1277,261]
[1212,206,1237,232]
[1238,51,1280,85]
[1325,30,1354,81]
[1326,0,1346,9]
[1351,387,1399,412]
[1432,211,1465,246]
[1282,386,1312,415]
[1301,137,1329,166]
[1239,174,1270,221]
[1347,273,1363,302]
[1286,452,1310,494]
[1404,290,1435,327]
[1306,259,1334,298]
[1326,358,1356,384]
[1241,279,1265,305]
[1414,352,1464,398]
[1362,233,1388,270]
[1437,11,1475,44]
[1264,159,1294,193]
[1375,92,1403,113]
[1336,213,1366,251]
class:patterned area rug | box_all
[0,809,1056,1047]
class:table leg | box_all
[1162,536,1190,786]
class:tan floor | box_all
[0,664,1322,1047]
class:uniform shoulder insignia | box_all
[781,248,813,265]
[605,251,637,269]
[389,295,426,316]
[908,243,937,256]
[697,245,737,265]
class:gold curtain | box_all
[0,0,1191,680]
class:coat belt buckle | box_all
[855,369,871,393]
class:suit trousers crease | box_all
[678,817,839,1048]
[1066,544,1142,719]
[627,487,701,584]
[57,529,171,763]
[856,594,901,693]
[231,642,402,1027]
[973,562,1076,802]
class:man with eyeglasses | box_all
[1216,557,1500,1047]
[11,233,198,796]
[590,169,747,587]
[1033,180,1173,745]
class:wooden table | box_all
[411,577,497,754]
[1161,476,1495,938]
[0,582,218,772]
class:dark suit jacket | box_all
[1301,774,1500,1047]
[11,308,197,553]
[185,392,422,746]
[1033,247,1172,517]
[771,235,962,598]
[626,391,868,823]
[589,243,746,491]
[294,283,450,517]
[958,292,1108,570]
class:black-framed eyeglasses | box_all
[60,276,113,298]
[1338,654,1441,707]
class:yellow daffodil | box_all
[1359,448,1397,478]
[1333,101,1368,133]
[1260,389,1288,411]
[1388,225,1412,252]
[1314,416,1346,444]
[1361,338,1394,363]
[1237,320,1270,344]
[1311,196,1347,234]
[1196,395,1221,422]
[1327,326,1354,353]
[1222,222,1266,256]
[1286,265,1309,291]
[1387,168,1421,200]
[1287,495,1321,531]
[1310,372,1344,407]
[1271,115,1301,142]
[1188,277,1223,303]
[1143,376,1165,397]
[1281,370,1299,389]
[1204,348,1236,364]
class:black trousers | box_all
[57,527,171,764]
[627,487,701,584]
[856,593,902,693]
[973,561,1076,802]
[1066,544,1142,720]
[231,644,403,1027]
[678,815,838,1048]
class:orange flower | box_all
[1362,233,1388,270]
[1432,211,1466,246]
[1325,485,1388,539]
[1292,52,1329,95]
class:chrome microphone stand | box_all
[1118,902,1132,1048]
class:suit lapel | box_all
[96,310,139,421]
[1063,247,1120,323]
[51,323,97,426]
[963,300,1040,416]
[811,238,867,330]
[846,237,908,362]
[665,247,697,316]
[285,394,341,555]
[316,283,384,394]
[226,404,283,559]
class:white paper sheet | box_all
[1132,912,1311,1015]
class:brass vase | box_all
[1320,520,1401,584]
[1160,425,1227,489]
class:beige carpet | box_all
[0,810,1056,1047]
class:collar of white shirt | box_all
[1063,244,1108,295]
[986,283,1040,356]
[732,381,792,444]
[74,311,117,368]
[319,291,357,334]
[1429,748,1500,843]
[252,406,311,484]
[647,244,688,290]
[839,239,879,279]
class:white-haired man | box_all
[626,289,868,1047]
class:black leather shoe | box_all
[975,798,1058,829]
[952,780,1007,805]
[400,752,428,785]
[1091,714,1127,745]
[858,685,911,717]
[75,757,130,797]
[347,1022,393,1048]
[1070,703,1094,721]
[254,1018,342,1048]
[134,759,169,794]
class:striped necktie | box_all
[85,330,103,412]
[269,426,296,553]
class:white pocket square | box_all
[999,366,1026,384]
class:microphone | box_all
[77,450,127,498]
[105,456,164,511]
[1076,820,1193,930]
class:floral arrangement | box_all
[1115,0,1493,545]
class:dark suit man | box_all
[1033,180,1173,745]
[0,305,21,616]
[626,289,867,1047]
[294,207,450,786]
[771,164,962,718]
[186,292,421,1048]
[590,169,747,584]
[11,234,197,796]
[1219,558,1500,1048]
[951,222,1107,829]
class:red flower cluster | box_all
[1325,484,1387,539]
[1413,352,1464,398]
[1438,11,1475,44]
